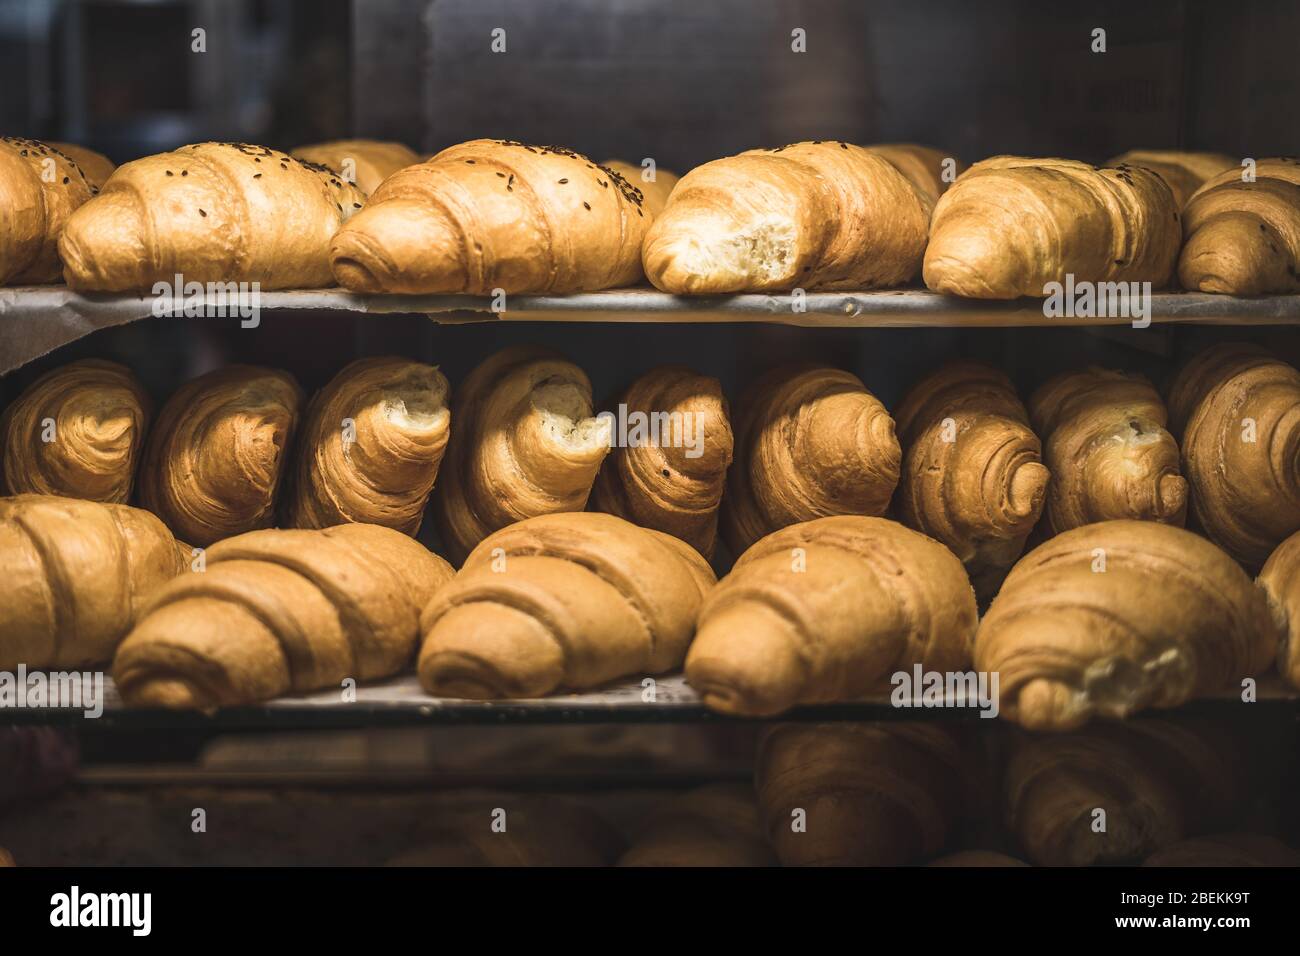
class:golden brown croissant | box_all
[865,143,966,204]
[432,346,611,564]
[589,365,733,559]
[1,494,186,671]
[286,357,450,535]
[1167,343,1300,568]
[330,139,649,294]
[114,523,453,709]
[290,139,420,195]
[924,156,1181,298]
[976,520,1279,731]
[419,512,715,698]
[617,783,777,867]
[721,365,900,555]
[601,159,680,217]
[894,361,1048,601]
[643,140,931,293]
[1005,718,1243,866]
[1143,833,1300,867]
[0,137,98,285]
[138,365,302,547]
[1179,158,1300,294]
[47,142,116,189]
[687,516,978,716]
[756,723,967,866]
[1028,367,1187,535]
[1,359,151,503]
[387,798,623,867]
[58,142,365,292]
[1107,150,1237,208]
[1258,529,1300,689]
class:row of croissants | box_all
[3,136,1297,298]
[2,340,1299,725]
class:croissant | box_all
[1257,530,1300,689]
[419,512,715,699]
[976,520,1278,731]
[58,142,365,292]
[1143,833,1300,867]
[1,359,151,503]
[1167,343,1300,568]
[1179,157,1300,294]
[1028,367,1187,535]
[687,516,977,716]
[894,361,1048,601]
[290,139,420,195]
[721,365,900,555]
[138,365,302,547]
[756,723,967,866]
[432,346,611,564]
[0,137,97,285]
[330,139,649,294]
[47,142,116,189]
[644,141,930,294]
[589,365,733,558]
[1107,150,1237,208]
[617,783,777,867]
[1005,718,1244,866]
[286,357,450,535]
[114,523,453,709]
[865,143,965,204]
[601,159,680,217]
[387,798,623,867]
[924,156,1181,298]
[1,494,186,671]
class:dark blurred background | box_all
[2,0,1299,168]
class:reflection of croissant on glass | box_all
[1004,718,1247,867]
[618,784,776,867]
[755,722,971,866]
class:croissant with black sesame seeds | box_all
[57,142,365,292]
[0,137,98,285]
[291,139,420,195]
[330,139,650,294]
[924,156,1182,299]
[1179,158,1300,295]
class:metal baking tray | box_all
[3,673,1294,729]
[3,285,1300,376]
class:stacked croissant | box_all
[2,336,1299,727]
[6,135,1292,298]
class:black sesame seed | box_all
[352,202,361,208]
[583,201,591,210]
[166,170,174,176]
[253,173,262,179]
[62,176,69,184]
[199,209,207,217]
[558,178,568,184]
[181,170,188,176]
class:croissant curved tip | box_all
[1156,473,1189,521]
[418,603,566,699]
[686,615,804,716]
[1012,678,1093,731]
[1179,214,1293,296]
[116,675,216,712]
[1009,461,1050,519]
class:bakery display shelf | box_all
[4,672,1296,729]
[4,285,1300,375]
